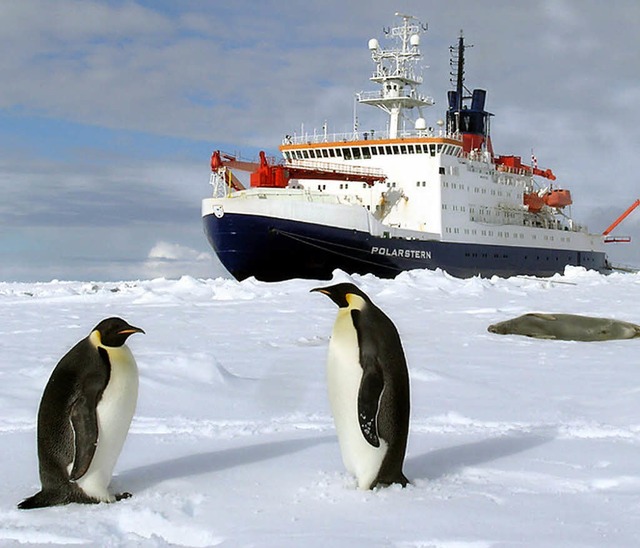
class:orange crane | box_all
[602,199,640,242]
[210,150,386,190]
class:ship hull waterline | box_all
[203,212,608,282]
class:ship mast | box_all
[358,13,434,138]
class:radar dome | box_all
[410,34,420,47]
[415,117,427,130]
[368,38,379,51]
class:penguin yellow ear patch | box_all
[89,330,102,347]
[345,293,366,309]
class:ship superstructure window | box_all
[343,148,351,160]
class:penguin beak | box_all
[310,287,330,296]
[118,326,145,335]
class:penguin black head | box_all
[92,317,145,347]
[311,282,371,308]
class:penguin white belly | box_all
[327,313,388,490]
[76,344,138,502]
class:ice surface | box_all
[1,266,639,546]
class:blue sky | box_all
[2,0,639,281]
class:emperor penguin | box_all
[312,283,410,490]
[18,317,144,509]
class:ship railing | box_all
[356,89,434,105]
[282,128,461,145]
[285,158,386,179]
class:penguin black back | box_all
[312,283,410,489]
[19,317,144,509]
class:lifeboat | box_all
[544,189,572,208]
[524,192,545,213]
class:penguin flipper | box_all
[69,394,99,480]
[357,364,384,448]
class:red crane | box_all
[210,150,386,190]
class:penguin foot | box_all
[115,492,132,501]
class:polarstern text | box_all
[371,246,432,259]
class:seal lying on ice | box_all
[488,313,640,341]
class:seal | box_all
[488,313,640,341]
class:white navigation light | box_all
[368,38,379,51]
[410,34,420,47]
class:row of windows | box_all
[462,252,575,262]
[331,182,399,191]
[443,227,573,243]
[284,143,462,162]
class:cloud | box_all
[147,241,210,262]
[143,241,227,280]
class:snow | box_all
[1,266,640,546]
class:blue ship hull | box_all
[203,212,608,282]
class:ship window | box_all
[335,148,342,157]
[392,146,400,154]
[309,150,317,158]
[362,147,371,159]
[400,145,407,154]
[438,167,445,175]
[385,146,393,154]
[429,144,436,156]
[343,148,352,160]
[371,147,378,156]
[437,144,443,153]
[328,149,335,157]
[351,148,361,160]
[408,145,415,153]
[322,149,329,158]
[416,181,420,187]
[302,150,309,159]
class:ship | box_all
[202,13,630,282]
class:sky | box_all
[1,0,639,282]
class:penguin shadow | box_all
[114,435,334,493]
[405,427,557,481]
